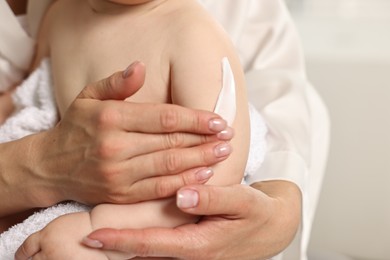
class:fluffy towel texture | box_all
[0,59,57,143]
[0,59,266,258]
[0,203,91,260]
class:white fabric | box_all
[0,1,331,259]
[0,59,57,143]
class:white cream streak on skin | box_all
[214,57,236,126]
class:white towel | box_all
[0,203,91,260]
[0,58,267,258]
[0,59,57,143]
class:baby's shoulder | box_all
[43,0,82,27]
[167,1,226,37]
[166,1,235,60]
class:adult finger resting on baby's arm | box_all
[118,127,233,159]
[15,232,41,260]
[117,102,229,134]
[129,167,214,202]
[128,141,232,181]
[83,226,199,259]
[176,184,270,218]
[77,61,146,101]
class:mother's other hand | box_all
[83,181,302,259]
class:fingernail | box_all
[214,142,232,157]
[209,118,227,132]
[123,61,140,78]
[82,237,103,249]
[177,189,199,209]
[196,168,213,182]
[217,127,234,140]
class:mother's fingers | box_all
[14,232,41,260]
[84,227,194,258]
[109,128,233,160]
[127,141,232,180]
[176,184,271,218]
[127,167,214,202]
[78,61,146,101]
[117,102,228,134]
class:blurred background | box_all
[285,0,390,259]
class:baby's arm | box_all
[90,10,250,225]
[90,5,250,250]
[83,14,249,260]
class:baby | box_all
[15,0,250,259]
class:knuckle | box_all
[103,73,116,93]
[192,110,203,131]
[106,189,127,204]
[205,188,220,211]
[181,171,192,185]
[133,232,152,257]
[200,134,210,144]
[95,164,121,189]
[160,107,180,132]
[106,184,127,203]
[94,139,116,160]
[154,178,175,198]
[165,133,185,148]
[200,148,212,165]
[163,151,182,172]
[96,105,119,129]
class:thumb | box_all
[78,61,145,100]
[176,184,254,217]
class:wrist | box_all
[4,131,64,212]
[27,129,65,207]
[251,180,302,247]
[0,136,51,216]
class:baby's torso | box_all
[46,0,183,115]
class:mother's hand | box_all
[83,181,302,260]
[27,61,233,207]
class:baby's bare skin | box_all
[16,0,250,258]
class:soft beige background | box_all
[287,0,390,259]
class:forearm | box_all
[0,132,59,217]
[251,179,302,255]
